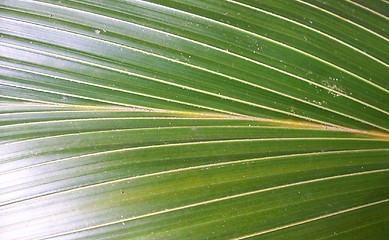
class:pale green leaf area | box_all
[0,0,388,239]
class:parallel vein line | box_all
[1,68,237,115]
[346,0,389,21]
[6,1,388,115]
[37,169,389,240]
[0,125,301,143]
[296,0,389,42]
[2,53,388,131]
[1,42,348,129]
[0,81,175,110]
[0,80,334,129]
[0,69,252,120]
[4,17,389,122]
[1,136,374,158]
[0,103,156,112]
[234,198,389,239]
[0,119,280,129]
[3,137,384,179]
[146,0,389,89]
[2,148,387,210]
[0,94,71,106]
[0,110,242,120]
[226,0,388,67]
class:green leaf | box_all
[1,0,388,239]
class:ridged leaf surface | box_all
[0,0,388,239]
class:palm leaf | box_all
[1,0,388,239]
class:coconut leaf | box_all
[0,0,388,239]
